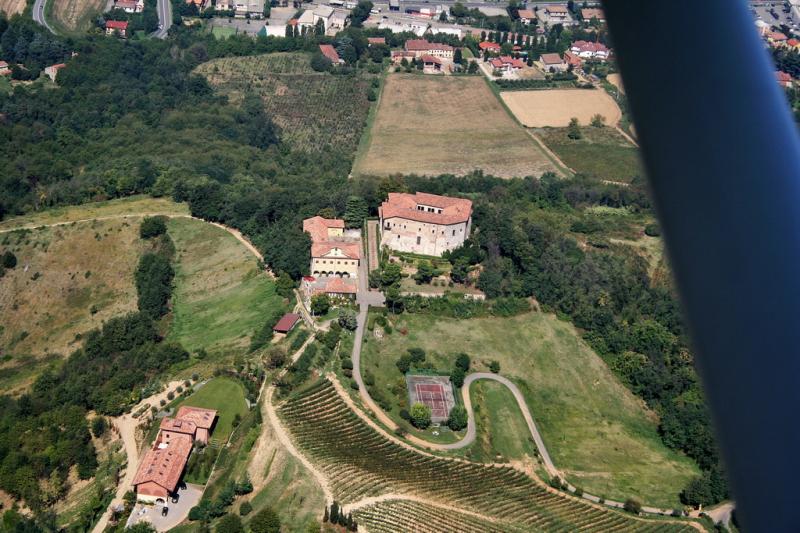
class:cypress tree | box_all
[330,502,339,524]
[323,506,329,522]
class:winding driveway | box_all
[32,0,55,34]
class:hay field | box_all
[353,74,562,179]
[501,88,622,128]
[0,219,143,393]
[51,0,107,32]
[0,0,26,16]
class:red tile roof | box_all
[322,277,357,294]
[311,241,361,260]
[421,54,442,64]
[105,19,128,29]
[769,31,788,41]
[571,40,609,53]
[581,7,604,20]
[303,216,345,242]
[540,53,563,65]
[789,38,800,47]
[368,37,386,44]
[175,406,217,430]
[777,70,793,83]
[479,41,501,50]
[405,39,453,52]
[546,5,568,13]
[517,8,534,18]
[160,417,197,435]
[133,434,193,494]
[564,50,582,66]
[319,44,341,63]
[380,192,472,226]
[273,313,301,333]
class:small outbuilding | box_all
[273,313,301,334]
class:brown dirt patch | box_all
[0,0,27,16]
[353,74,561,179]
[607,73,625,95]
[501,88,622,128]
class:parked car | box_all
[161,506,169,517]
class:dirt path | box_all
[366,220,380,272]
[525,129,575,177]
[248,335,334,504]
[92,380,184,533]
[615,125,639,147]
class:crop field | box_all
[538,126,644,183]
[0,0,26,16]
[501,88,622,127]
[167,217,286,359]
[280,380,696,532]
[50,0,108,33]
[0,219,143,394]
[360,312,698,507]
[352,74,563,179]
[353,499,528,533]
[195,53,373,153]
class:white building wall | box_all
[380,217,470,256]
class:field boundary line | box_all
[350,68,389,177]
[525,129,575,177]
[342,494,502,524]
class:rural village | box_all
[0,0,788,532]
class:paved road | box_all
[32,0,56,34]
[151,0,172,39]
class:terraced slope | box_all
[279,380,697,532]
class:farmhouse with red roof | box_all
[319,44,343,65]
[490,55,526,73]
[132,406,217,503]
[379,192,472,256]
[403,39,454,59]
[570,40,610,60]
[479,40,501,53]
[777,70,793,88]
[105,19,128,37]
[302,216,360,297]
[540,53,567,72]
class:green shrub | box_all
[139,216,167,239]
[409,402,431,429]
[644,223,661,237]
[239,501,252,516]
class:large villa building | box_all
[379,192,473,257]
[132,406,217,503]
[302,216,361,298]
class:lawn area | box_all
[464,380,539,465]
[352,74,562,179]
[167,217,287,358]
[211,26,236,38]
[179,377,248,442]
[0,195,189,231]
[195,52,374,154]
[360,312,699,507]
[537,126,644,183]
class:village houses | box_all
[539,52,567,72]
[379,192,473,257]
[105,19,129,37]
[570,40,610,60]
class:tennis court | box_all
[406,374,456,422]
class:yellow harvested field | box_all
[501,89,622,128]
[0,0,27,16]
[607,73,626,95]
[353,74,562,179]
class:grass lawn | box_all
[167,217,287,358]
[464,380,539,464]
[0,195,189,231]
[360,312,699,507]
[537,126,644,183]
[211,26,236,37]
[178,377,248,442]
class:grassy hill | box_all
[360,312,699,507]
[166,217,287,360]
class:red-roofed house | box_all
[517,8,535,25]
[379,192,473,256]
[302,216,361,294]
[490,55,525,73]
[767,31,788,46]
[580,7,605,22]
[132,406,217,503]
[479,40,501,53]
[570,40,609,60]
[105,19,129,36]
[368,37,386,46]
[44,63,66,82]
[564,50,582,68]
[787,38,800,51]
[404,39,454,59]
[274,313,301,334]
[0,61,10,76]
[421,54,443,72]
[777,70,793,88]
[539,52,566,72]
[319,44,343,64]
[115,0,144,12]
